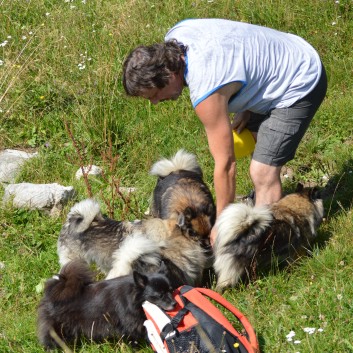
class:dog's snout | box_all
[202,238,211,249]
[165,299,177,311]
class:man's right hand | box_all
[231,110,251,134]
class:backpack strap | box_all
[180,286,259,353]
[143,301,177,353]
[160,306,189,340]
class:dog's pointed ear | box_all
[207,203,216,224]
[309,186,321,200]
[133,271,148,288]
[183,207,194,222]
[177,212,186,228]
[295,183,304,192]
[159,260,167,274]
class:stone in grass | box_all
[3,182,76,216]
[0,149,38,183]
[75,165,103,180]
[74,166,137,194]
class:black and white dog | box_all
[37,260,175,349]
[214,184,324,290]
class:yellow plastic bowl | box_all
[233,128,255,159]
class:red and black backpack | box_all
[143,285,259,353]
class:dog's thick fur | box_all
[150,149,216,240]
[37,260,175,349]
[214,184,324,290]
[58,199,211,289]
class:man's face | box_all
[141,72,184,105]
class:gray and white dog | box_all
[57,199,211,289]
[213,184,324,290]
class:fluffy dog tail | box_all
[106,233,164,279]
[215,203,273,249]
[150,149,202,177]
[37,261,93,349]
[214,203,273,289]
[44,260,93,302]
[65,199,103,233]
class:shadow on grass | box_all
[321,158,353,216]
[316,157,353,245]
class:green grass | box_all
[1,0,353,352]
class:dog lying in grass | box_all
[213,184,324,290]
[37,260,175,350]
[57,198,212,289]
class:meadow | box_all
[0,0,353,352]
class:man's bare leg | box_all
[249,160,282,206]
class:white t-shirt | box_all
[165,19,322,114]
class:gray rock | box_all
[3,183,75,216]
[75,165,103,179]
[0,149,38,183]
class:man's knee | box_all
[250,160,282,187]
[250,160,282,205]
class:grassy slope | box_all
[0,0,352,352]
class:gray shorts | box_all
[247,64,327,166]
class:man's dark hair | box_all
[122,40,186,96]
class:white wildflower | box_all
[294,340,301,344]
[303,327,316,334]
[286,330,296,341]
[0,59,4,66]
